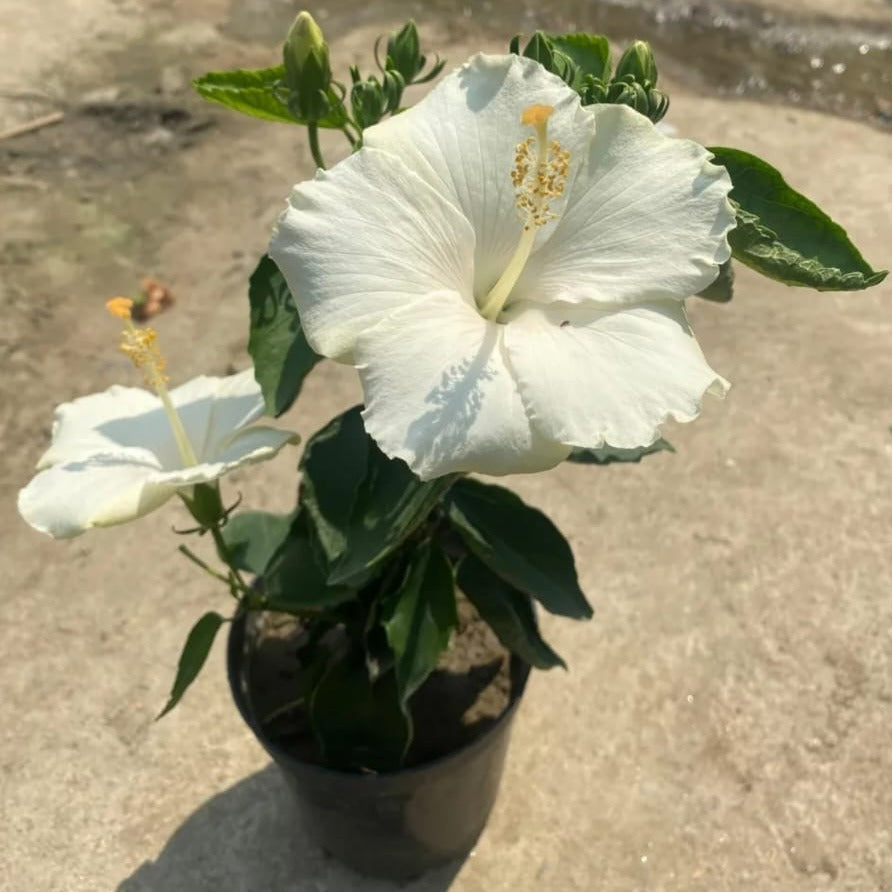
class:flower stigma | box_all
[478,104,569,322]
[105,297,199,467]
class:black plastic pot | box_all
[226,612,530,881]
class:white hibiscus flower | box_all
[270,53,734,480]
[18,299,299,538]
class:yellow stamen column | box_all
[478,104,570,322]
[105,297,199,467]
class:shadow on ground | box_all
[117,765,462,892]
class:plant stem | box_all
[209,522,250,600]
[340,124,358,149]
[308,123,326,170]
[178,544,232,586]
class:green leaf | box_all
[457,555,565,670]
[310,654,411,772]
[193,66,348,128]
[445,479,592,620]
[567,438,675,465]
[220,510,294,574]
[697,259,734,303]
[709,147,887,291]
[193,67,297,124]
[299,407,371,564]
[299,406,456,585]
[248,255,321,417]
[329,454,454,586]
[157,612,226,719]
[382,541,457,707]
[548,33,611,82]
[261,512,356,611]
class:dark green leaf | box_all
[193,66,348,128]
[310,655,411,771]
[220,510,294,575]
[549,33,611,82]
[445,479,592,620]
[329,455,454,586]
[248,255,321,417]
[299,407,370,565]
[382,541,457,707]
[262,512,356,611]
[157,612,226,719]
[568,438,675,465]
[300,406,456,585]
[458,555,564,670]
[697,259,734,303]
[709,147,887,291]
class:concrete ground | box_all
[1,1,890,890]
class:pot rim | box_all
[226,608,532,781]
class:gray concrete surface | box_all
[1,1,891,890]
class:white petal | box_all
[269,147,476,362]
[18,421,297,539]
[364,53,594,300]
[38,371,269,475]
[355,290,569,479]
[36,386,168,469]
[513,104,735,306]
[158,425,299,486]
[171,369,266,460]
[503,299,729,448]
[17,450,176,539]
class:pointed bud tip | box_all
[285,10,328,68]
[616,40,658,85]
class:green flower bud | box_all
[351,76,387,131]
[520,31,555,70]
[283,10,332,121]
[386,20,423,83]
[181,482,225,530]
[647,89,670,123]
[614,40,658,88]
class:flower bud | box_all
[386,21,423,83]
[614,40,658,88]
[350,76,387,131]
[283,11,332,121]
[182,482,225,529]
[647,89,670,123]
[285,11,328,73]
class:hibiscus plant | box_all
[19,13,885,771]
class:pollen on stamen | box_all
[119,326,168,387]
[512,109,570,230]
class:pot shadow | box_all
[117,765,463,892]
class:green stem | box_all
[209,522,249,599]
[340,123,358,149]
[308,123,326,170]
[178,544,232,586]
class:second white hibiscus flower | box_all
[270,52,735,480]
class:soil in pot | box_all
[246,597,513,769]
